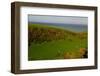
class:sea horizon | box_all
[28,22,87,32]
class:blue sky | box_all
[28,15,88,25]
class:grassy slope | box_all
[28,24,87,60]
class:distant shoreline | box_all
[28,22,87,32]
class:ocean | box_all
[29,22,88,32]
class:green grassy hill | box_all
[28,24,88,60]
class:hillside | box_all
[28,24,88,60]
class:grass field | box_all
[28,23,88,61]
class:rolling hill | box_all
[28,23,88,60]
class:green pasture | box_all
[28,24,88,60]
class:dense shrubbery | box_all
[56,48,88,59]
[28,24,77,46]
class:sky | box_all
[28,15,88,25]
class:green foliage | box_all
[28,24,77,45]
[28,23,88,60]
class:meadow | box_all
[28,23,88,61]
